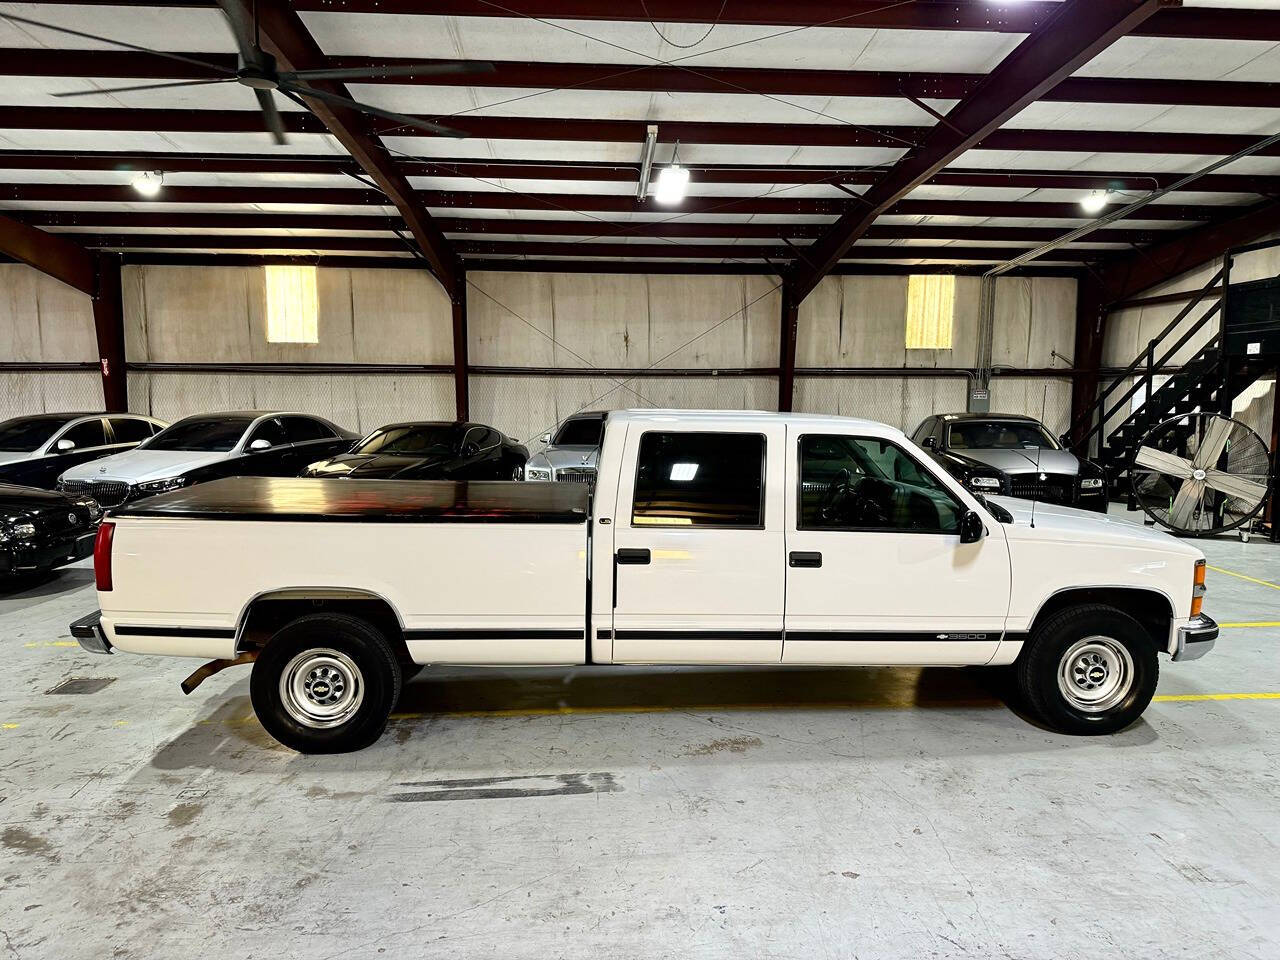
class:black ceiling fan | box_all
[2,3,493,144]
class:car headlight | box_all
[968,476,1001,491]
[525,466,553,482]
[6,521,36,539]
[1079,477,1104,490]
[136,476,186,494]
[74,497,102,520]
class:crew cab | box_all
[70,410,1216,753]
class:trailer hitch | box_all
[180,652,257,695]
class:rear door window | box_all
[282,416,335,444]
[108,417,154,444]
[631,431,765,528]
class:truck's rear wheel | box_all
[250,613,401,753]
[1015,604,1158,735]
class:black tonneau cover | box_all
[112,476,589,524]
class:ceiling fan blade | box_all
[286,60,496,82]
[282,83,468,138]
[216,0,261,65]
[54,78,238,99]
[0,12,234,74]
[255,88,289,145]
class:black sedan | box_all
[0,412,165,489]
[910,412,1108,512]
[301,422,528,481]
[0,482,102,580]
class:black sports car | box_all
[301,422,529,481]
[0,482,103,579]
[910,412,1108,512]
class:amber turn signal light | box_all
[1191,559,1206,618]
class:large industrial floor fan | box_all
[1131,412,1272,537]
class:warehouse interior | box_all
[2,0,1280,957]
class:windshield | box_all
[948,421,1059,451]
[145,417,252,452]
[355,425,461,457]
[553,417,603,446]
[0,416,75,452]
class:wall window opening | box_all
[265,265,319,344]
[905,274,955,349]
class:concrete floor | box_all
[2,507,1279,959]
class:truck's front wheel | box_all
[1015,604,1158,735]
[250,613,402,753]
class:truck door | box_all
[782,427,1011,665]
[609,422,786,663]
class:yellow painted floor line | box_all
[1153,692,1280,702]
[388,693,1280,717]
[23,640,79,649]
[1219,622,1280,628]
[1207,564,1280,591]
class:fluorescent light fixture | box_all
[131,170,164,197]
[654,164,690,205]
[669,462,699,481]
[1080,190,1110,215]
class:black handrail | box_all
[1096,317,1222,446]
[1064,265,1225,450]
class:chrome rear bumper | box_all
[70,610,112,655]
[1172,614,1217,662]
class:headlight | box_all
[74,497,102,520]
[1079,477,1103,490]
[526,466,553,481]
[968,476,1001,491]
[136,476,186,494]
[7,521,36,539]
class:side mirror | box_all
[462,443,479,457]
[56,438,76,452]
[249,438,271,451]
[541,433,552,445]
[920,436,935,449]
[959,509,985,544]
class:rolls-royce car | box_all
[57,411,356,508]
[911,412,1108,512]
[523,411,605,486]
[0,482,102,579]
[301,421,528,480]
[0,413,166,489]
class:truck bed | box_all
[112,476,590,524]
[100,476,591,665]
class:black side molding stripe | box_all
[786,631,1001,643]
[611,630,1011,642]
[614,630,783,642]
[114,625,236,639]
[405,629,583,641]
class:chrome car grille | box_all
[60,479,131,508]
[555,467,596,487]
[1008,474,1074,504]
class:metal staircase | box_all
[1066,255,1277,490]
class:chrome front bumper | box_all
[1172,614,1218,662]
[70,610,112,655]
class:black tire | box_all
[1014,603,1158,735]
[250,613,402,753]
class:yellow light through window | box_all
[265,265,319,344]
[905,274,955,349]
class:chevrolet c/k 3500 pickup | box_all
[71,410,1216,753]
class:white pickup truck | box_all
[71,410,1217,753]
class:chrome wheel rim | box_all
[1057,636,1134,714]
[279,648,364,729]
